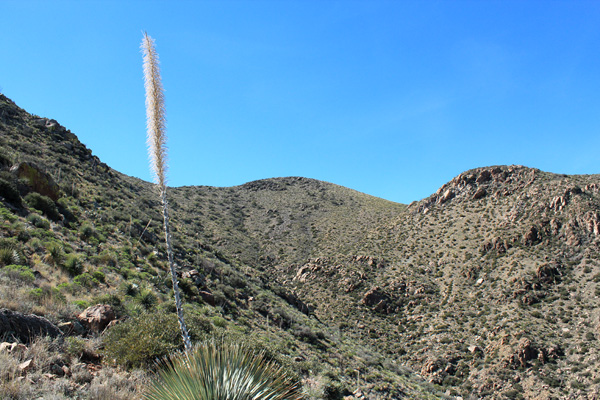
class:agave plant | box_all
[144,340,305,400]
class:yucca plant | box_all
[141,32,191,350]
[144,340,305,400]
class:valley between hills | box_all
[1,93,600,399]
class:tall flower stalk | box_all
[142,32,192,351]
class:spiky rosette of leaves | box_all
[144,340,305,400]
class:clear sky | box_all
[1,1,599,204]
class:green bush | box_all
[44,242,65,267]
[27,213,50,229]
[66,336,86,358]
[135,288,158,310]
[102,311,182,369]
[0,239,22,266]
[63,253,83,276]
[24,192,60,220]
[0,248,19,266]
[0,204,17,222]
[73,272,97,288]
[80,223,96,241]
[1,264,35,283]
[0,177,21,205]
[92,269,106,283]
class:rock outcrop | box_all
[0,308,62,343]
[11,162,61,201]
[77,304,116,333]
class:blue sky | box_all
[1,1,599,204]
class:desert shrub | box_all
[292,325,324,345]
[211,316,227,328]
[24,192,60,220]
[93,249,118,267]
[63,253,83,276]
[0,151,12,168]
[0,177,21,205]
[135,288,158,310]
[121,281,140,296]
[322,379,347,400]
[102,311,182,369]
[0,204,16,222]
[92,269,106,283]
[80,222,96,241]
[73,272,97,288]
[44,242,65,267]
[29,284,66,304]
[66,336,87,358]
[0,239,22,266]
[27,237,43,252]
[27,213,50,229]
[0,248,19,267]
[1,264,35,284]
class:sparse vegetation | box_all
[1,92,600,398]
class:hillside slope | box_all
[1,93,600,399]
[0,94,440,399]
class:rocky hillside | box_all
[1,92,600,399]
[0,94,441,400]
[275,165,600,399]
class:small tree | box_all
[141,32,191,351]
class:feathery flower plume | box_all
[141,32,192,351]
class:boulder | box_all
[438,189,455,204]
[0,308,62,343]
[476,170,492,183]
[472,187,487,200]
[77,304,116,333]
[522,226,541,246]
[10,162,60,201]
[362,287,390,312]
[199,290,215,306]
[584,211,600,236]
[536,262,561,284]
[58,321,86,336]
[511,338,537,369]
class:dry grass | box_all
[0,336,151,400]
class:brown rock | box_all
[77,304,116,333]
[361,287,389,310]
[476,170,492,183]
[522,226,540,246]
[549,196,567,212]
[438,189,455,204]
[536,262,561,284]
[482,237,510,254]
[472,187,487,200]
[199,290,215,306]
[584,211,600,236]
[512,338,538,369]
[10,162,60,201]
